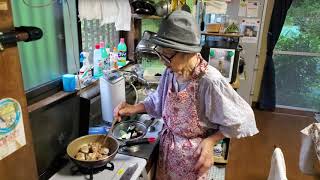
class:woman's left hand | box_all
[193,137,216,175]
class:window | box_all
[80,19,119,63]
[274,0,320,110]
[11,0,79,91]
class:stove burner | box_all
[70,162,114,180]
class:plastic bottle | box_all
[93,44,103,78]
[100,42,109,69]
[214,143,223,157]
[117,38,127,67]
[106,43,111,57]
[112,47,119,70]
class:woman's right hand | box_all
[114,102,137,121]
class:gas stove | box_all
[50,154,147,180]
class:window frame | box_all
[25,0,82,106]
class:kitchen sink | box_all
[125,81,158,105]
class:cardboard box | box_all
[207,23,224,33]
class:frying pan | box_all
[67,135,119,169]
[67,134,155,169]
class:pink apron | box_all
[156,59,209,180]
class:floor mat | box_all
[207,165,226,180]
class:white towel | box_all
[115,0,131,31]
[267,148,288,180]
[78,0,131,31]
[101,0,118,25]
[78,0,102,20]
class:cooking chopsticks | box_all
[102,119,117,147]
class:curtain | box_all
[259,0,293,110]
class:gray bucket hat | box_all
[150,10,202,53]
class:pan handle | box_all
[120,137,156,148]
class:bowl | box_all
[112,121,147,141]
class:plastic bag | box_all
[299,123,320,175]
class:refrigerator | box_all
[200,0,268,104]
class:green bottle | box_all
[100,42,109,69]
[117,38,127,67]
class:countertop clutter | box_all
[50,106,163,180]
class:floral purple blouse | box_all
[143,63,259,139]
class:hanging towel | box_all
[299,123,320,175]
[267,148,288,180]
[101,0,118,25]
[115,0,131,31]
[78,0,102,20]
[78,0,131,31]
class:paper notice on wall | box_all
[247,1,259,17]
[240,18,261,43]
[238,0,247,17]
[0,98,26,160]
[206,0,228,14]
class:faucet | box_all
[122,70,151,90]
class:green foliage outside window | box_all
[275,0,320,110]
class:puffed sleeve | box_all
[142,69,169,119]
[204,77,259,138]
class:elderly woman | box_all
[114,10,259,180]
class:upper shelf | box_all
[201,32,242,38]
[132,14,162,20]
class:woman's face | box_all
[155,47,197,77]
[167,53,187,73]
[163,52,198,80]
[154,47,178,67]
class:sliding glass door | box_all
[274,0,320,111]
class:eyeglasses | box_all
[153,46,177,64]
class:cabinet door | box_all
[0,0,38,179]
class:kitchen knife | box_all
[119,163,138,180]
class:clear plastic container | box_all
[93,44,103,78]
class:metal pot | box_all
[156,0,171,16]
[67,135,119,169]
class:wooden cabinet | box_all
[0,1,38,179]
